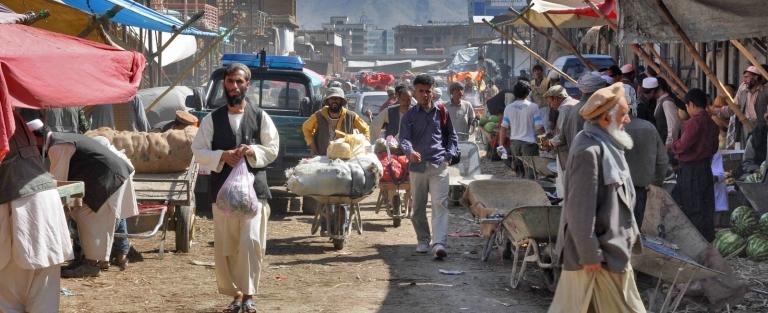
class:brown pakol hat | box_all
[175,110,198,125]
[579,82,625,120]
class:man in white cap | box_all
[302,86,370,156]
[715,65,768,148]
[621,64,637,88]
[642,77,682,148]
[0,113,73,313]
[549,82,645,313]
[28,120,138,278]
[191,63,280,312]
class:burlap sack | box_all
[86,127,197,173]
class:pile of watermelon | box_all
[743,161,767,183]
[478,115,501,134]
[713,206,768,261]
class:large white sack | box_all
[286,154,382,197]
[286,157,352,196]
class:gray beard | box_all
[607,120,634,150]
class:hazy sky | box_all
[296,0,469,30]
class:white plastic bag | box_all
[216,159,261,216]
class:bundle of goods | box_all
[373,136,402,155]
[360,72,395,90]
[286,153,382,197]
[86,127,197,173]
[743,161,767,183]
[713,205,768,261]
[478,115,500,134]
[378,153,409,183]
[328,132,369,160]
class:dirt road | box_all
[60,189,554,313]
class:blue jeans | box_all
[111,218,130,256]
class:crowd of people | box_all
[3,56,767,312]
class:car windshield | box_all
[563,58,615,89]
[211,78,308,114]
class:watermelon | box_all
[484,121,498,133]
[713,230,746,257]
[746,234,768,261]
[479,116,489,126]
[759,213,768,236]
[488,115,500,123]
[745,172,763,183]
[731,206,759,237]
[715,228,731,240]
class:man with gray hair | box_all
[445,82,476,141]
[550,82,645,313]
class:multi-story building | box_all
[393,23,471,56]
[365,29,395,56]
[296,30,344,75]
[322,16,368,56]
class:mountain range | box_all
[296,0,469,30]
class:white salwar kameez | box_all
[0,189,73,313]
[192,110,279,296]
[47,143,139,261]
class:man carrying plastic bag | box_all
[192,63,279,313]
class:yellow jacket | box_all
[302,106,370,146]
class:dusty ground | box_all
[60,190,553,313]
[59,157,768,313]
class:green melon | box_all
[759,213,768,236]
[478,116,489,126]
[488,115,500,123]
[731,206,759,237]
[484,121,498,133]
[746,234,768,262]
[715,228,731,240]
[713,230,746,257]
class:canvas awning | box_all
[62,0,217,37]
[491,0,615,29]
[3,0,112,44]
[619,0,768,43]
[0,24,145,161]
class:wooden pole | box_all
[730,39,768,81]
[149,11,206,60]
[651,0,752,131]
[482,19,578,84]
[540,11,597,71]
[582,1,688,96]
[645,43,688,92]
[145,19,241,113]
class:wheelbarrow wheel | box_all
[332,238,345,250]
[392,195,402,227]
[175,205,195,253]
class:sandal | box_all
[241,298,257,313]
[222,299,241,313]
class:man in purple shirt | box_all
[399,74,459,260]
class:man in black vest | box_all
[302,87,369,156]
[191,63,280,313]
[28,121,137,279]
[0,113,73,312]
[370,85,413,141]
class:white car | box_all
[350,91,390,123]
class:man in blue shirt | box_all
[399,74,459,260]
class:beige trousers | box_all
[70,203,117,262]
[213,201,270,297]
[548,265,646,313]
[0,261,61,313]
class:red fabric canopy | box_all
[0,24,145,161]
[546,0,617,20]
